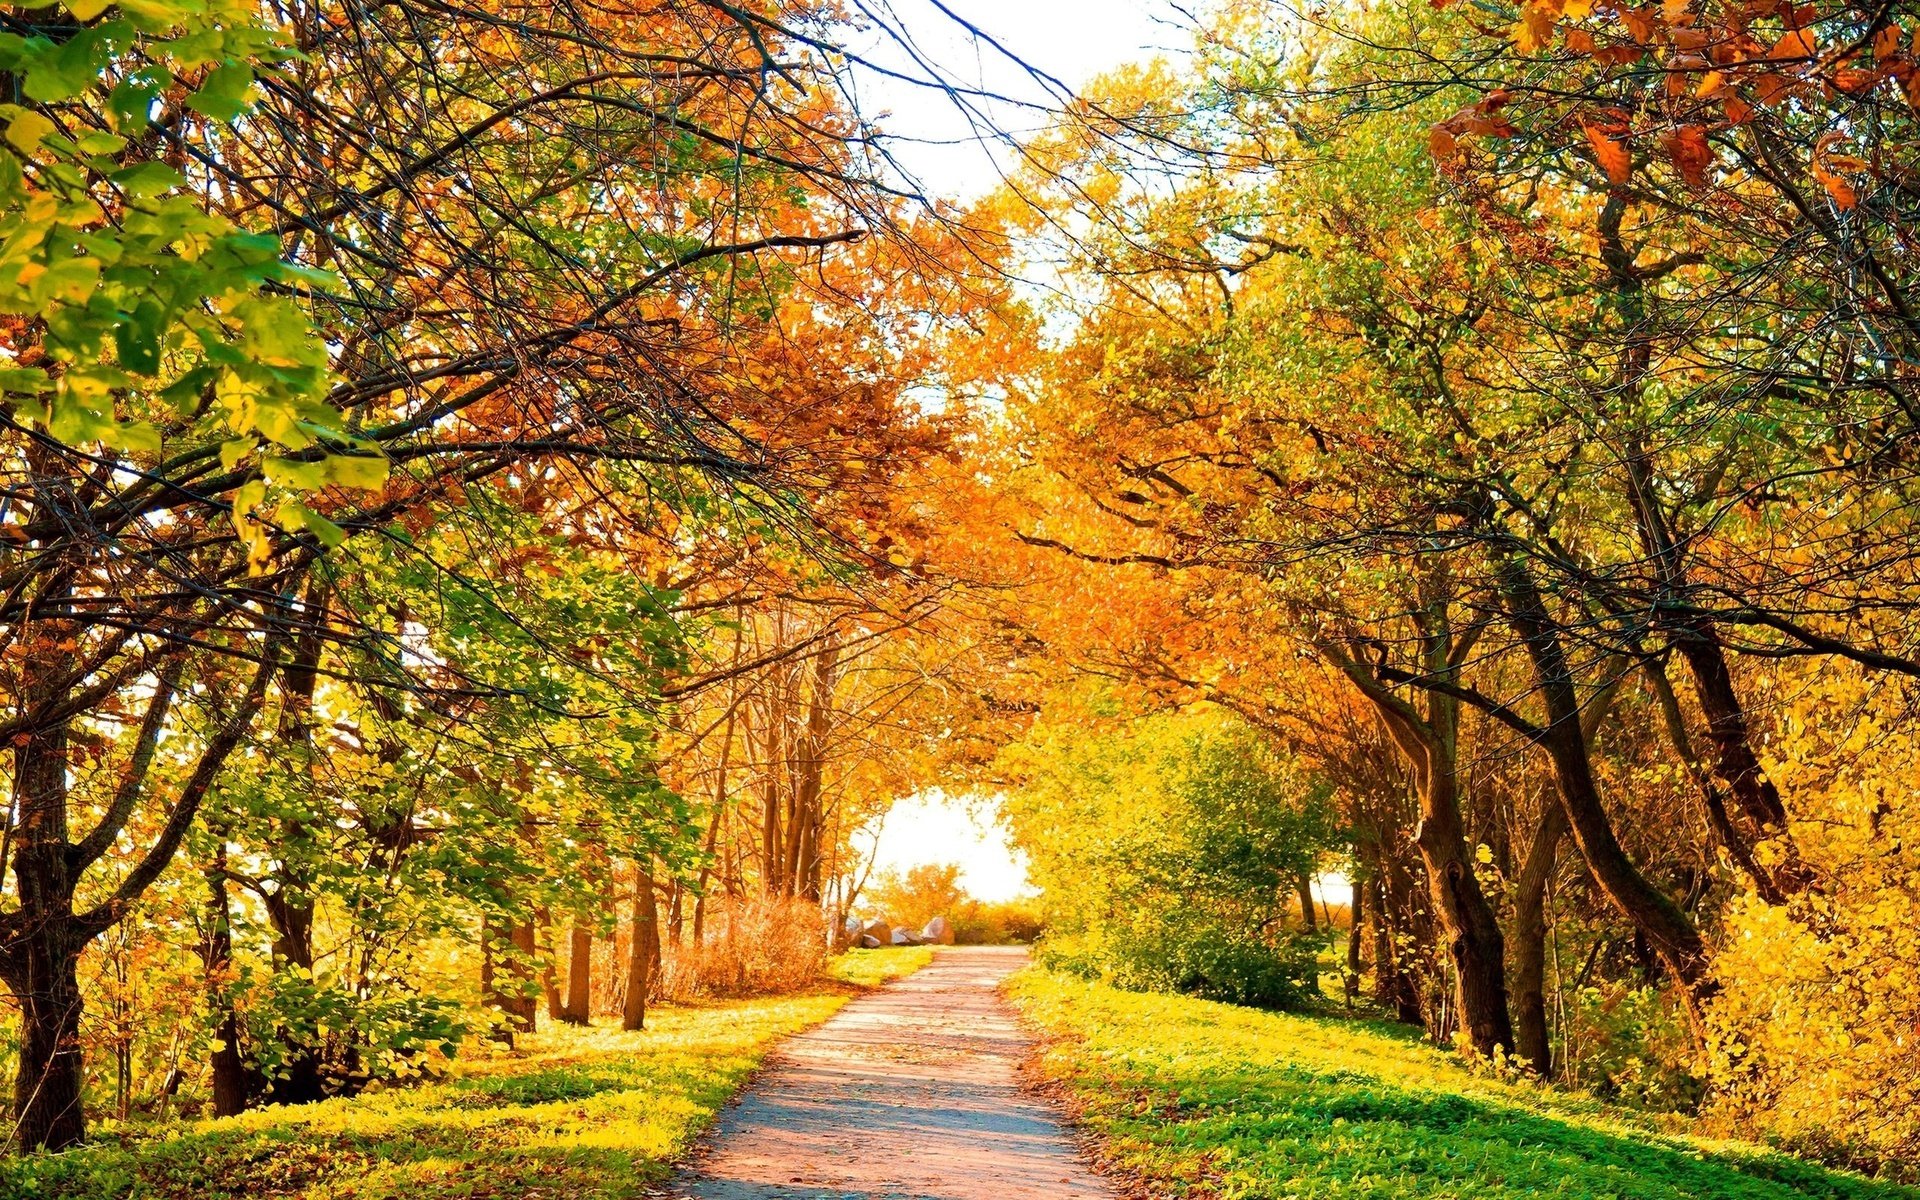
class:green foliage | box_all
[1001,699,1338,1009]
[0,0,384,553]
[1010,969,1919,1200]
[1044,920,1323,1011]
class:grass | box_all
[7,946,933,1200]
[830,943,934,987]
[1007,968,1920,1200]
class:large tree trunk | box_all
[622,862,661,1032]
[1412,768,1515,1057]
[5,683,88,1151]
[1326,628,1515,1058]
[1344,876,1364,1008]
[3,928,87,1153]
[536,907,565,1021]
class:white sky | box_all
[846,0,1185,201]
[867,790,1033,902]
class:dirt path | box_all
[672,946,1113,1200]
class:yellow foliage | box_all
[1707,668,1920,1165]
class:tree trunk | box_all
[1509,804,1566,1076]
[1495,556,1715,1029]
[622,862,661,1032]
[507,920,539,1034]
[562,922,593,1024]
[1344,876,1364,1008]
[5,686,88,1151]
[1323,620,1515,1058]
[2,930,87,1153]
[262,884,325,1105]
[1295,871,1318,931]
[203,854,250,1116]
[536,907,565,1021]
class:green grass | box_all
[1007,969,1920,1200]
[830,943,935,987]
[7,947,932,1200]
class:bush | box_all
[658,895,825,1000]
[953,897,1046,944]
[1002,702,1339,1011]
[1041,922,1323,1010]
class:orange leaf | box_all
[1664,124,1713,186]
[1832,67,1880,94]
[1873,21,1903,60]
[1513,2,1556,52]
[1429,124,1460,160]
[1724,93,1754,123]
[1566,27,1597,52]
[1753,72,1793,104]
[1770,27,1817,62]
[1623,6,1657,42]
[1584,123,1633,184]
[1812,133,1861,210]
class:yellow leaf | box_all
[5,112,55,156]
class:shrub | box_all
[953,897,1046,944]
[1041,922,1322,1010]
[1002,702,1339,1011]
[658,895,825,1000]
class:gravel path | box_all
[672,946,1114,1200]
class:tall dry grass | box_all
[657,895,827,1001]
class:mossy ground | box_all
[1007,968,1920,1200]
[7,947,931,1200]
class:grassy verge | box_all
[7,947,932,1200]
[1008,968,1919,1200]
[831,943,934,987]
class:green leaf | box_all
[185,63,257,122]
[21,35,100,103]
[264,454,328,490]
[323,453,389,491]
[104,419,161,454]
[220,436,257,470]
[75,130,126,155]
[0,366,51,394]
[66,0,113,20]
[113,298,166,374]
[107,70,168,132]
[281,501,345,548]
[110,161,182,198]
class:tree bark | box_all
[203,850,250,1117]
[1509,804,1566,1076]
[622,861,661,1032]
[1494,556,1716,1029]
[1295,871,1318,931]
[1344,876,1364,1008]
[1323,625,1515,1058]
[562,922,593,1024]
